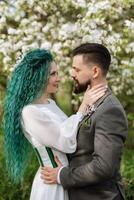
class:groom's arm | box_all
[60,105,128,189]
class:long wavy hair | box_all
[4,48,53,182]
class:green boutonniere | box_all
[81,116,91,127]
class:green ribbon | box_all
[34,148,44,167]
[45,147,58,168]
[34,147,58,168]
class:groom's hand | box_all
[41,156,63,184]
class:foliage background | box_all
[0,0,134,199]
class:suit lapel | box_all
[93,87,112,110]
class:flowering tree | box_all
[0,0,133,116]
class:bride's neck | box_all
[35,93,50,104]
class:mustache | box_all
[73,78,79,84]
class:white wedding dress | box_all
[21,99,83,200]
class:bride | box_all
[4,48,106,200]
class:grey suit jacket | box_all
[60,89,128,200]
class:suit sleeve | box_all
[60,105,128,189]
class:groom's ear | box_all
[92,65,100,79]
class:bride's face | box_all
[45,62,60,95]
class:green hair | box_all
[4,48,53,182]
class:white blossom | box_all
[53,43,62,52]
[60,23,77,36]
[41,41,52,49]
[74,0,86,7]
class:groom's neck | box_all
[91,77,107,88]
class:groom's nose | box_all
[71,69,76,79]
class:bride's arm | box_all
[22,106,82,153]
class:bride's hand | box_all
[78,84,107,114]
[83,84,107,106]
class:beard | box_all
[73,78,91,94]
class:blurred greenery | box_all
[0,129,38,200]
[122,149,134,200]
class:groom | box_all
[41,43,128,200]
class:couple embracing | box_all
[4,43,128,200]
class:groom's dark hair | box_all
[72,43,111,75]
